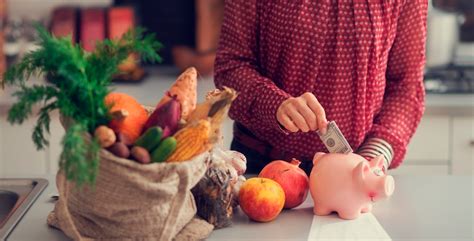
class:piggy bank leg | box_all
[337,208,362,220]
[361,203,373,213]
[314,205,332,216]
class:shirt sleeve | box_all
[366,0,428,169]
[214,0,291,133]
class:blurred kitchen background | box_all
[0,0,472,177]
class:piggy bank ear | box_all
[354,161,371,180]
[313,152,326,165]
[370,155,385,170]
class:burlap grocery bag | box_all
[47,149,214,241]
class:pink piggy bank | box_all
[309,152,395,220]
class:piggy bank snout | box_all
[384,175,395,197]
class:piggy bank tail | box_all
[312,152,326,167]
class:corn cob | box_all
[166,119,212,163]
[186,87,237,123]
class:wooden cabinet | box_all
[451,117,474,175]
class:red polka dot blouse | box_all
[214,0,427,169]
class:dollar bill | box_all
[317,121,353,154]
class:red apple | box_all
[259,159,309,209]
[239,178,285,222]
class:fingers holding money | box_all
[277,103,310,132]
[287,108,311,132]
[277,92,327,133]
[302,92,328,134]
[278,113,299,132]
[317,121,353,154]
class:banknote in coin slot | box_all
[317,121,353,154]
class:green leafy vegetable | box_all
[2,25,162,186]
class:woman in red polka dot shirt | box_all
[214,0,427,174]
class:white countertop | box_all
[5,175,474,241]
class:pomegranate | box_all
[259,159,309,209]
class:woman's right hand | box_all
[276,92,328,134]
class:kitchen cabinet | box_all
[1,112,471,177]
[47,111,63,175]
[451,117,474,175]
[393,115,451,175]
[394,114,473,176]
[390,164,449,176]
[404,116,450,163]
[0,113,48,177]
[0,73,472,177]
